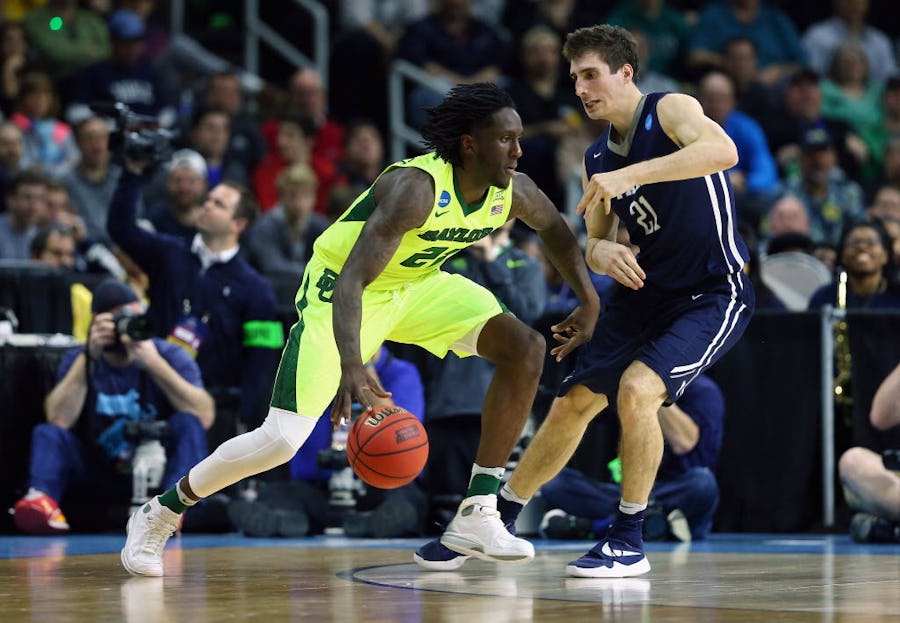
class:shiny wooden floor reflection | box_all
[1,535,898,622]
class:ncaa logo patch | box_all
[438,190,451,207]
[644,114,653,131]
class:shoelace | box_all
[140,516,176,555]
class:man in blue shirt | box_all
[11,279,213,534]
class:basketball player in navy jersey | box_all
[469,24,755,577]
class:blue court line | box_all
[1,533,897,559]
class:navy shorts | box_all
[559,271,754,404]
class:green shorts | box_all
[270,256,506,417]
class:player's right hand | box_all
[332,363,392,429]
[588,240,645,290]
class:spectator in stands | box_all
[839,361,900,544]
[43,178,87,244]
[243,162,329,280]
[28,222,77,269]
[765,67,867,183]
[107,156,283,435]
[687,0,806,87]
[820,40,885,138]
[808,217,900,309]
[763,193,813,243]
[867,184,900,278]
[254,112,339,214]
[782,127,865,247]
[0,21,32,118]
[11,278,212,535]
[419,220,547,531]
[10,70,79,177]
[59,114,144,287]
[144,149,207,243]
[329,0,429,131]
[262,67,345,167]
[396,0,512,127]
[803,0,897,84]
[606,0,691,80]
[630,28,680,95]
[0,121,30,210]
[502,0,595,46]
[198,71,265,173]
[119,0,169,63]
[335,120,386,197]
[721,36,780,124]
[0,168,46,260]
[65,8,173,128]
[812,241,839,275]
[505,25,585,208]
[186,105,249,189]
[697,70,780,226]
[860,76,900,196]
[539,374,726,542]
[23,0,110,85]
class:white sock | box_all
[500,483,530,506]
[470,463,505,480]
[175,480,198,507]
[619,499,648,515]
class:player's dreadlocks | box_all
[419,83,516,167]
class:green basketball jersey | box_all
[312,152,513,290]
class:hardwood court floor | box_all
[1,534,898,622]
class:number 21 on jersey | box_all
[629,195,661,235]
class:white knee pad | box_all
[188,408,317,498]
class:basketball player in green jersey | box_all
[121,82,600,576]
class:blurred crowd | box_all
[1,0,899,543]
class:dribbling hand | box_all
[332,363,392,429]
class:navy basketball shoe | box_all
[566,511,651,578]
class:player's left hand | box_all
[577,172,636,218]
[549,304,598,362]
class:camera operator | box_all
[11,278,213,534]
[105,116,283,441]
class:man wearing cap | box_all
[65,8,173,127]
[10,278,213,534]
[781,126,865,246]
[764,67,866,181]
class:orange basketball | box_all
[346,405,429,489]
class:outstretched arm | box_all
[331,167,434,424]
[578,93,738,219]
[510,172,599,361]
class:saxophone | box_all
[833,270,853,425]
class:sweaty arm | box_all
[331,167,434,421]
[579,93,738,219]
[510,172,599,359]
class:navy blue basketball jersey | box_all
[584,93,749,291]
